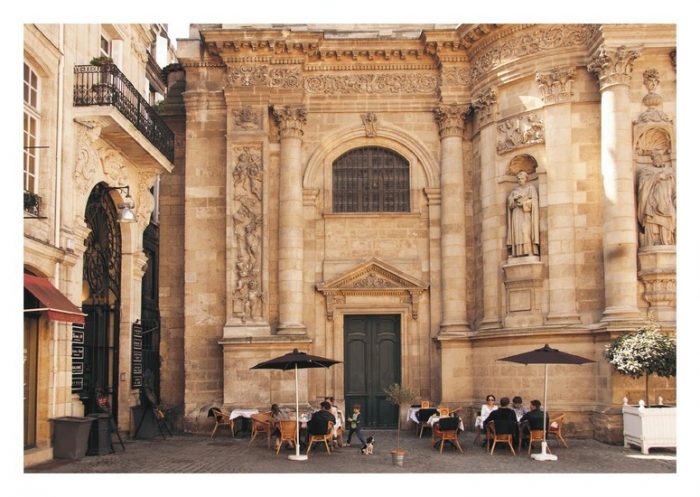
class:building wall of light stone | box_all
[23,24,175,466]
[164,23,676,441]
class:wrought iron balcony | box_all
[73,64,174,162]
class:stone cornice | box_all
[271,105,307,139]
[433,104,470,138]
[587,45,641,90]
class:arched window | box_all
[332,147,410,213]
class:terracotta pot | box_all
[391,449,406,466]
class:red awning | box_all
[24,274,86,325]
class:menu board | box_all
[71,323,85,393]
[131,321,143,388]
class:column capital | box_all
[587,45,641,91]
[271,104,307,139]
[433,104,470,139]
[536,66,576,105]
[471,87,498,127]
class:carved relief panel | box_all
[497,113,545,154]
[231,145,265,323]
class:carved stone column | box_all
[433,104,470,335]
[472,87,501,329]
[272,105,307,335]
[587,46,642,322]
[536,67,581,324]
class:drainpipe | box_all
[51,24,65,419]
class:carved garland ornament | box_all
[497,113,545,154]
[233,106,263,130]
[232,145,264,323]
[303,73,438,95]
[226,65,302,88]
[536,67,576,105]
[74,122,102,195]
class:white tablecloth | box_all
[427,415,464,431]
[229,409,259,420]
[407,407,440,423]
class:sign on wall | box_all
[131,321,143,388]
[71,322,84,393]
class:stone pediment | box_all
[316,258,428,320]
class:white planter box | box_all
[622,405,676,454]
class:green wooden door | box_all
[344,315,401,428]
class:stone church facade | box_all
[159,24,676,441]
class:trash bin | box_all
[51,416,94,460]
[87,413,113,455]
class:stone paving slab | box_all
[25,430,676,474]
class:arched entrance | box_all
[80,183,122,416]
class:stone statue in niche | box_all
[637,150,676,246]
[506,171,540,257]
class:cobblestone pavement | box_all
[26,429,676,474]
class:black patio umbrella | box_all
[251,348,341,461]
[498,344,593,461]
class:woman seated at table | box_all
[476,394,498,446]
[271,403,293,451]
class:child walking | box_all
[346,404,367,447]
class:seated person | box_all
[271,403,291,450]
[510,396,528,422]
[477,394,498,446]
[484,397,518,447]
[306,401,336,443]
[519,399,550,444]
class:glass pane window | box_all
[100,35,111,58]
[23,63,40,194]
[333,147,410,213]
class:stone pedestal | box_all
[502,257,544,327]
[638,246,676,323]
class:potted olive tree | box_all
[605,323,676,454]
[383,383,417,467]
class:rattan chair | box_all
[548,413,568,448]
[420,400,430,409]
[438,407,450,417]
[306,420,334,455]
[275,419,297,454]
[485,420,516,456]
[248,412,272,448]
[431,416,464,454]
[416,408,438,438]
[526,429,552,455]
[209,407,234,438]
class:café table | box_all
[229,408,260,436]
[427,414,465,432]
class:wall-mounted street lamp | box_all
[107,186,136,223]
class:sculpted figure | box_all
[637,150,676,246]
[506,171,540,257]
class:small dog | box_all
[360,436,375,455]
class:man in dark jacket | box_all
[307,401,336,442]
[484,397,518,447]
[520,399,550,445]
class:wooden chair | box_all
[438,407,450,417]
[486,421,516,456]
[526,430,552,455]
[416,408,438,438]
[449,407,463,416]
[431,416,464,454]
[275,420,297,455]
[306,420,334,455]
[548,413,568,448]
[248,412,272,448]
[209,407,234,439]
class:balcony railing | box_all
[73,64,174,162]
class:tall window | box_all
[100,35,111,58]
[333,147,410,213]
[23,63,40,194]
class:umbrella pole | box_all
[288,363,308,461]
[532,362,557,461]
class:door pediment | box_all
[316,258,428,320]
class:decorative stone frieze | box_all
[536,67,576,105]
[316,258,428,321]
[271,105,307,139]
[440,66,470,87]
[136,170,157,231]
[471,87,498,127]
[468,24,595,84]
[225,65,302,88]
[361,112,378,137]
[496,113,544,154]
[233,106,263,130]
[74,122,102,195]
[587,45,641,90]
[231,145,264,323]
[303,73,438,95]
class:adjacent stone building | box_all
[159,23,676,442]
[23,24,175,466]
